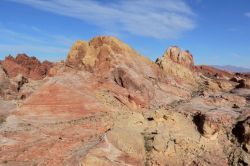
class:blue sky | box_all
[0,0,250,68]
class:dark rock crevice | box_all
[232,117,250,144]
[193,113,206,135]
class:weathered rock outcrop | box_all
[0,66,13,99]
[247,79,250,89]
[160,46,194,69]
[233,117,250,153]
[66,36,161,78]
[229,75,250,89]
[0,54,52,102]
[0,66,10,89]
[196,65,234,79]
[236,79,250,89]
[1,54,53,80]
[156,46,197,86]
[66,37,191,108]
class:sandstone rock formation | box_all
[66,37,191,109]
[1,54,53,80]
[196,65,234,79]
[0,36,249,166]
[0,66,10,91]
[230,74,250,89]
[247,79,250,89]
[160,46,194,69]
[156,46,197,86]
[0,65,14,99]
[0,54,52,101]
[236,79,250,89]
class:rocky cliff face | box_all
[0,36,249,166]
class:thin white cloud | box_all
[0,26,74,60]
[0,44,68,61]
[245,12,250,17]
[0,43,69,61]
[0,26,75,47]
[0,27,43,44]
[194,0,203,3]
[9,0,196,39]
[232,53,241,58]
[31,26,42,32]
[0,44,68,54]
[227,28,238,32]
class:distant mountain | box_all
[212,65,250,73]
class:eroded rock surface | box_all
[1,54,53,80]
[66,37,191,109]
[0,36,249,166]
[0,55,52,120]
[156,46,197,86]
[196,65,234,79]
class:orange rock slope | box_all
[0,36,250,166]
